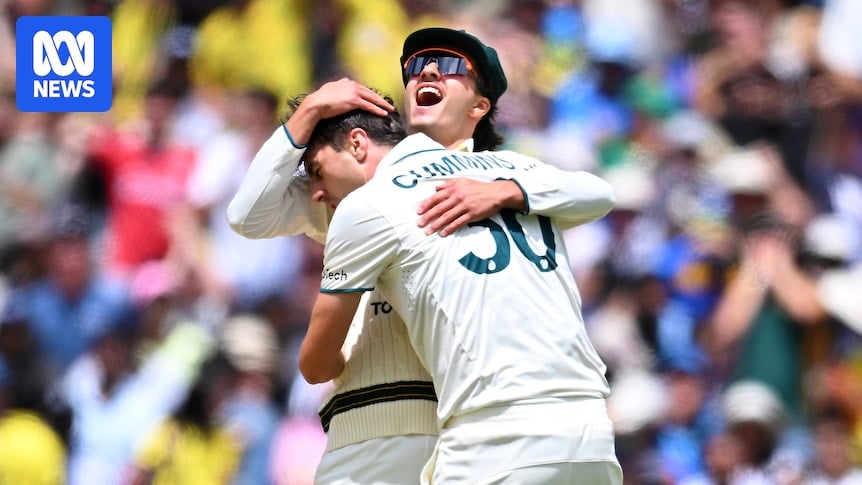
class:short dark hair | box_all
[290,92,406,166]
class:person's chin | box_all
[408,113,437,131]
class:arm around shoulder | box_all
[225,125,329,242]
[514,162,616,229]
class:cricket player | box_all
[229,27,621,484]
[298,103,623,483]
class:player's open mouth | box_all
[416,86,443,106]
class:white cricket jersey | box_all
[322,133,612,424]
[321,291,437,452]
[226,127,437,451]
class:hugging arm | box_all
[417,178,526,236]
[511,161,616,230]
[225,127,330,242]
[417,158,615,236]
[226,78,394,243]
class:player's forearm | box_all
[516,166,616,229]
[226,126,329,242]
[299,292,361,384]
[493,179,528,212]
[284,101,325,147]
[299,317,347,385]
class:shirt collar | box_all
[378,133,476,171]
[378,133,446,170]
[456,138,474,152]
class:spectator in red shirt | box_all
[86,79,197,279]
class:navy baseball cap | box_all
[401,27,508,103]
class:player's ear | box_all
[469,96,490,121]
[348,128,368,161]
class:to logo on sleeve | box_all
[16,16,112,112]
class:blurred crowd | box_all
[1,0,861,484]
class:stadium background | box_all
[0,0,861,483]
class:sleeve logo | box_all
[16,16,112,112]
[321,269,348,281]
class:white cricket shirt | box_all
[322,133,612,424]
[226,127,437,450]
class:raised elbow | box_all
[225,198,249,235]
[225,198,267,239]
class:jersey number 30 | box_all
[459,210,558,275]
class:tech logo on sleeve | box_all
[16,16,112,112]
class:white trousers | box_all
[314,434,437,485]
[422,399,623,485]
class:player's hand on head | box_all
[307,78,394,119]
[417,179,513,237]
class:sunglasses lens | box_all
[405,56,469,76]
[436,57,468,75]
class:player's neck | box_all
[364,144,394,179]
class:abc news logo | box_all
[16,16,112,112]
[33,30,96,98]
